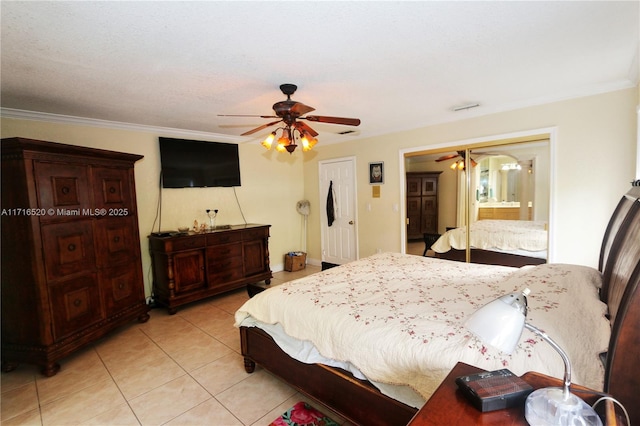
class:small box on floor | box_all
[284,252,306,272]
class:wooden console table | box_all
[149,224,272,314]
[407,362,620,425]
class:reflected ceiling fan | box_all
[219,84,361,153]
[436,150,478,170]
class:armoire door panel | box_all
[100,266,144,315]
[94,217,138,267]
[35,162,91,221]
[92,166,134,211]
[49,274,104,340]
[42,220,95,281]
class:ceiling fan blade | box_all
[294,121,318,137]
[304,115,361,126]
[435,154,460,162]
[218,114,279,118]
[240,119,283,136]
[289,102,315,116]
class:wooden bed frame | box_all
[435,247,546,268]
[241,185,640,425]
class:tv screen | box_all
[159,137,241,188]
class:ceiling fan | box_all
[219,84,361,153]
[435,150,478,169]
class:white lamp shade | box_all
[465,295,526,354]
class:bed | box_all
[431,219,548,267]
[236,185,640,425]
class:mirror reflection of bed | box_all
[405,139,550,267]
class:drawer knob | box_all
[68,243,76,252]
[113,236,120,243]
[61,186,70,195]
[73,299,82,307]
[109,187,117,194]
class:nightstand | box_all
[407,362,621,425]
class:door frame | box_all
[318,156,359,264]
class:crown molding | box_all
[0,108,248,143]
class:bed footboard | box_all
[240,326,418,426]
[437,248,546,267]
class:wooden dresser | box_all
[148,224,272,314]
[1,137,149,376]
[406,172,441,240]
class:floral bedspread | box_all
[235,253,609,402]
[431,220,547,252]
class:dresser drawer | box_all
[242,227,269,241]
[160,235,206,252]
[208,254,243,271]
[207,231,242,245]
[208,268,244,284]
[206,243,242,261]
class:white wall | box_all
[0,119,305,297]
[304,88,638,268]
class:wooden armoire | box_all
[406,172,441,240]
[1,137,149,376]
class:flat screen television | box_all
[159,137,241,188]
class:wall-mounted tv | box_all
[159,137,241,188]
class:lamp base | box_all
[525,388,602,426]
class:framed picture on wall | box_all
[369,162,384,184]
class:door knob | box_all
[349,221,354,225]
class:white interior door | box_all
[319,157,357,264]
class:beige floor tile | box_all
[1,364,38,393]
[108,351,186,400]
[128,374,210,425]
[190,352,252,396]
[36,347,112,405]
[1,381,38,422]
[216,327,242,353]
[40,378,126,426]
[83,402,140,425]
[209,289,251,315]
[152,327,233,372]
[94,326,162,365]
[215,370,297,425]
[178,304,237,339]
[1,407,42,426]
[164,397,243,426]
[137,312,199,340]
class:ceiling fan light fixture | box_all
[301,132,317,152]
[220,84,360,155]
[261,131,276,150]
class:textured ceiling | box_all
[1,1,638,144]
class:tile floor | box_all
[1,264,364,426]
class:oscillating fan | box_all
[296,200,310,252]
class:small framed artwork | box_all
[369,162,384,184]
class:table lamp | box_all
[465,288,602,425]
